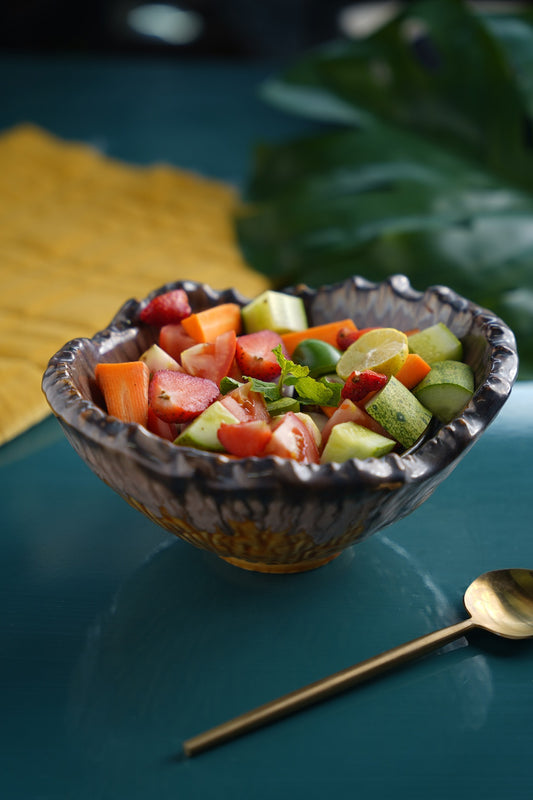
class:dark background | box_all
[0,0,359,60]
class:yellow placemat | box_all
[0,124,269,446]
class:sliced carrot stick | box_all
[95,361,149,426]
[281,319,357,357]
[395,353,431,389]
[181,303,242,343]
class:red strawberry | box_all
[140,289,191,326]
[341,370,388,403]
[149,370,219,423]
[235,330,287,381]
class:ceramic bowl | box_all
[42,275,518,573]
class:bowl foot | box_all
[220,553,340,574]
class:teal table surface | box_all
[1,54,533,800]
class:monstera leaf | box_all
[237,0,533,377]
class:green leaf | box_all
[290,375,335,405]
[244,347,344,409]
[219,376,243,394]
[243,377,281,401]
[273,345,309,383]
[237,0,533,377]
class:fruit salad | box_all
[94,288,475,464]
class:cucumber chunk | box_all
[175,401,239,451]
[408,323,463,363]
[320,422,396,463]
[365,376,432,449]
[413,360,474,423]
[241,290,308,334]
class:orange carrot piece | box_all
[95,361,150,426]
[281,319,357,357]
[181,303,242,343]
[395,353,431,389]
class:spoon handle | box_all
[183,616,474,757]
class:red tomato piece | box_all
[220,381,271,422]
[235,330,287,381]
[180,330,237,385]
[146,407,179,441]
[217,420,272,457]
[159,323,197,362]
[140,289,191,326]
[263,412,320,464]
[149,370,219,423]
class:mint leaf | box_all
[273,345,309,386]
[243,376,281,401]
[220,376,243,394]
[244,347,342,409]
[295,376,342,406]
[318,378,343,406]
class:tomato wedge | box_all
[146,407,179,441]
[159,323,196,362]
[220,381,271,422]
[263,412,320,464]
[181,330,237,385]
[217,420,272,457]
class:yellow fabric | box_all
[0,125,269,446]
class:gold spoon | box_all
[183,568,533,757]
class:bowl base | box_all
[221,552,340,574]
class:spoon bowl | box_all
[183,568,533,756]
[464,568,533,639]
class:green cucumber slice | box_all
[320,422,396,463]
[241,290,308,334]
[408,323,463,363]
[365,376,432,449]
[175,401,239,451]
[413,360,474,423]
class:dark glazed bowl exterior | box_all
[42,275,518,572]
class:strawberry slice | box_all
[149,370,219,423]
[341,370,388,403]
[140,289,191,326]
[235,330,287,381]
[217,420,272,457]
